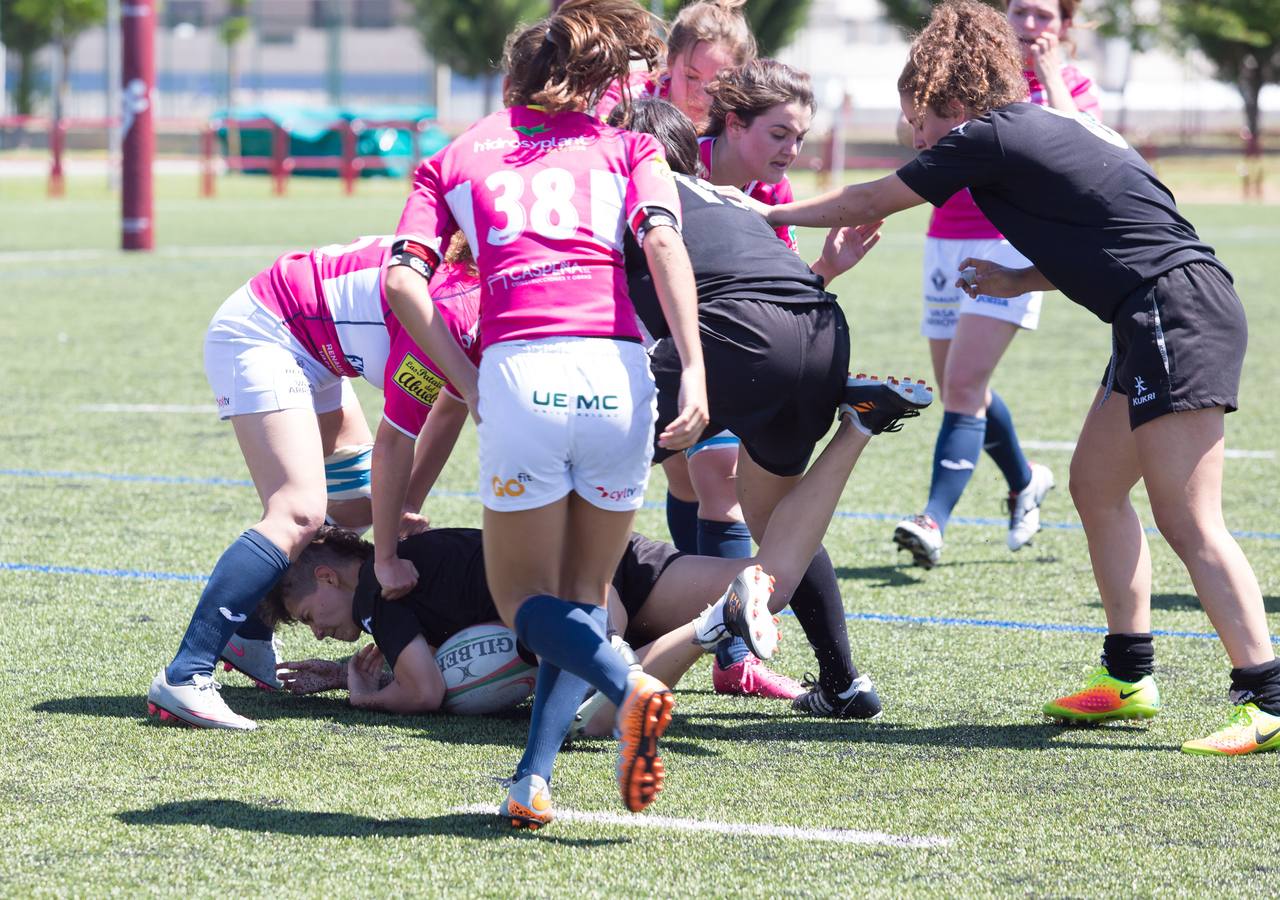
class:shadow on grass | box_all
[677,712,1180,752]
[115,799,624,847]
[1131,593,1280,615]
[31,690,534,748]
[835,556,1041,586]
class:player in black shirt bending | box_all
[259,408,891,725]
[618,98,934,721]
[750,0,1279,756]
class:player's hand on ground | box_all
[821,221,883,278]
[398,510,431,539]
[659,367,709,450]
[347,643,385,698]
[956,257,1020,298]
[375,555,419,600]
[277,658,344,694]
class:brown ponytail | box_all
[504,0,663,119]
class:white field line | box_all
[1021,439,1273,461]
[452,804,951,848]
[78,403,217,414]
[0,245,286,264]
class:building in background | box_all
[3,0,1276,136]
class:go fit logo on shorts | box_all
[492,472,533,497]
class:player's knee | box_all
[1149,505,1213,559]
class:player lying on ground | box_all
[145,234,481,731]
[618,98,934,721]
[263,401,917,736]
[749,0,1280,756]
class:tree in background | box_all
[0,0,53,114]
[1168,0,1280,147]
[408,0,544,115]
[654,0,812,57]
[5,0,103,117]
[220,0,251,163]
[877,0,1000,33]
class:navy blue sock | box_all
[665,492,699,553]
[983,390,1031,493]
[167,529,290,684]
[234,611,274,642]
[789,547,857,694]
[514,596,632,708]
[923,412,986,533]
[699,519,754,668]
[514,659,591,783]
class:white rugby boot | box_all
[146,670,257,730]
[220,634,284,690]
[1006,462,1055,552]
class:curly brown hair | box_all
[898,0,1026,120]
[503,0,663,119]
[703,58,813,139]
[667,0,756,70]
[258,525,372,629]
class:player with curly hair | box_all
[893,0,1101,569]
[751,0,1280,756]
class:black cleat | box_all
[791,674,883,720]
[840,374,933,435]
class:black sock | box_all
[788,547,857,694]
[1101,633,1155,682]
[1230,659,1280,714]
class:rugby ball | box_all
[436,622,536,715]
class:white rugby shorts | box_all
[477,337,656,513]
[920,237,1042,339]
[204,283,356,419]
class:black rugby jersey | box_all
[351,529,498,668]
[625,172,831,340]
[896,103,1227,322]
[350,530,666,666]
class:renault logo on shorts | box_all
[492,473,533,497]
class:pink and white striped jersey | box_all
[927,63,1100,240]
[698,136,798,252]
[247,237,480,437]
[594,70,669,123]
[395,106,682,351]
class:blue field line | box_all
[0,561,207,582]
[3,558,1275,644]
[5,466,1280,542]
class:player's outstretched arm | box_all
[371,419,420,600]
[766,174,926,229]
[346,639,445,714]
[642,225,708,450]
[404,391,469,516]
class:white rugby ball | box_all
[436,622,536,715]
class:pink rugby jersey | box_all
[927,63,1100,240]
[594,70,668,123]
[698,136,798,251]
[247,237,480,437]
[395,106,682,351]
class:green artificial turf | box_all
[1,172,1277,897]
